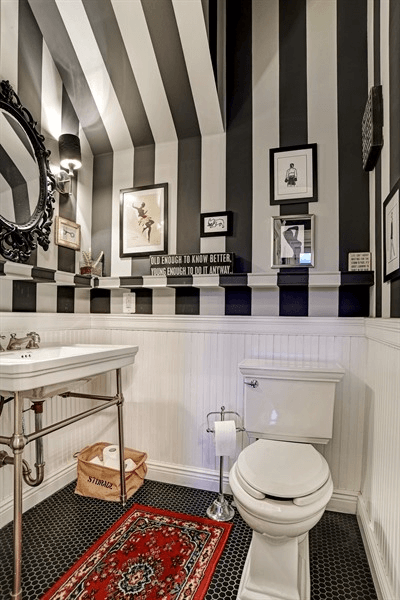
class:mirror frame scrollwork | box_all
[0,80,56,263]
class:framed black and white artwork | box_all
[271,214,315,268]
[383,184,400,282]
[270,144,318,205]
[120,183,168,258]
[200,211,233,237]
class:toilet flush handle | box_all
[244,379,259,388]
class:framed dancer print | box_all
[383,183,400,282]
[271,215,315,268]
[120,183,168,258]
[270,144,318,205]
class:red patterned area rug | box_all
[41,504,232,599]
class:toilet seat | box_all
[237,439,330,500]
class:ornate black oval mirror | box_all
[0,80,56,263]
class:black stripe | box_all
[28,0,112,155]
[337,0,369,272]
[141,0,200,139]
[225,0,252,275]
[18,0,42,131]
[390,280,400,317]
[12,280,37,312]
[57,286,75,313]
[389,0,400,189]
[134,288,153,314]
[90,288,111,313]
[374,0,382,317]
[175,288,200,315]
[279,0,308,147]
[134,145,155,189]
[279,287,308,317]
[278,0,308,314]
[57,246,75,273]
[225,287,251,316]
[176,137,202,255]
[92,153,113,277]
[59,88,78,220]
[83,0,154,148]
[31,267,56,282]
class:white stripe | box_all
[55,0,132,152]
[200,133,226,255]
[112,0,177,145]
[37,41,62,270]
[0,0,19,88]
[76,127,93,270]
[307,0,339,274]
[172,0,224,136]
[252,0,280,273]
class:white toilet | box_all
[229,358,345,600]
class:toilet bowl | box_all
[229,439,333,600]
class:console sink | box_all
[0,343,139,395]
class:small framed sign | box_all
[200,211,233,237]
[348,252,371,271]
[55,216,81,251]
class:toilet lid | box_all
[237,439,330,499]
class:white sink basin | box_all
[0,344,139,395]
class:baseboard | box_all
[0,460,358,530]
[327,489,358,514]
[357,494,394,600]
[0,462,77,529]
[146,459,226,494]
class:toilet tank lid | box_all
[237,439,330,499]
[239,358,345,382]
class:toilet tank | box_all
[239,358,345,444]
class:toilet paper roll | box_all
[125,458,137,472]
[103,445,120,469]
[214,420,237,457]
[89,456,104,466]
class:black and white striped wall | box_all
[0,0,398,317]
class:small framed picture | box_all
[55,216,81,250]
[271,214,315,268]
[270,144,318,205]
[200,211,233,237]
[383,184,400,282]
[120,183,168,258]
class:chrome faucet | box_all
[7,332,41,351]
[0,335,5,352]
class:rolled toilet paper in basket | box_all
[103,445,120,469]
[214,420,237,457]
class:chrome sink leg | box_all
[11,391,25,600]
[116,368,127,506]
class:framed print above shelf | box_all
[120,183,168,258]
[270,144,318,205]
[271,214,315,268]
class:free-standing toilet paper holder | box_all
[206,406,245,521]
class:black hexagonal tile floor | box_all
[0,479,377,599]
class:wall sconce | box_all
[54,133,82,194]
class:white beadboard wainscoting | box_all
[0,314,398,600]
[357,319,400,600]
